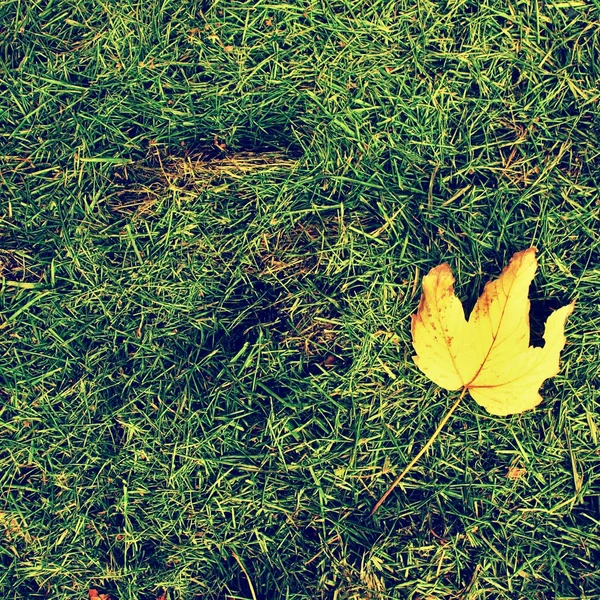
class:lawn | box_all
[1,0,599,598]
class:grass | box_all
[1,0,599,598]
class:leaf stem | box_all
[370,387,468,516]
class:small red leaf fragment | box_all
[89,590,111,600]
[507,466,526,480]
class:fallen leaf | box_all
[89,590,111,600]
[507,466,527,479]
[371,248,574,515]
[411,248,574,416]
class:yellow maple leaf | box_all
[412,247,574,416]
[371,248,574,515]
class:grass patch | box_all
[1,0,599,598]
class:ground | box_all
[0,0,599,598]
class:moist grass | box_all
[1,0,600,598]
